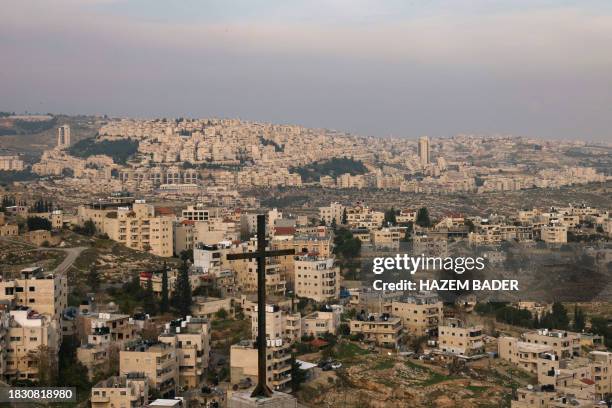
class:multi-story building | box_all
[438,318,484,357]
[540,224,568,244]
[418,136,430,166]
[0,155,25,171]
[252,304,301,344]
[498,336,556,375]
[57,125,71,148]
[302,310,341,337]
[413,234,448,257]
[230,339,292,391]
[103,200,175,257]
[522,329,581,359]
[158,317,211,389]
[349,314,404,348]
[120,341,179,398]
[588,351,612,398]
[0,267,67,340]
[0,311,9,380]
[294,255,340,303]
[91,374,149,408]
[5,308,59,382]
[391,293,443,337]
[318,202,345,226]
[371,228,402,250]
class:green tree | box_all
[87,264,100,292]
[572,304,586,332]
[415,207,431,228]
[290,356,308,392]
[180,249,193,262]
[160,264,169,314]
[143,278,158,316]
[384,207,397,226]
[331,218,337,229]
[172,260,193,317]
[27,216,52,231]
[341,208,348,225]
[402,222,414,242]
[215,308,228,319]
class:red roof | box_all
[274,227,295,235]
[181,220,195,225]
[310,338,329,348]
[580,378,595,385]
[155,207,174,216]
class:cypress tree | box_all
[160,263,169,314]
[172,260,192,317]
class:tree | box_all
[27,216,52,231]
[319,218,326,226]
[384,207,397,226]
[87,264,100,292]
[330,218,337,229]
[341,208,348,225]
[540,302,569,330]
[572,304,586,332]
[465,219,475,233]
[402,222,414,242]
[143,278,158,316]
[172,260,192,317]
[415,207,431,228]
[160,263,169,314]
[180,249,193,262]
[290,356,308,392]
[215,308,228,319]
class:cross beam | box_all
[226,214,295,398]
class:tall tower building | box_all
[418,136,430,166]
[57,125,71,148]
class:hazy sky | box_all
[2,0,612,141]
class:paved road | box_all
[0,236,86,275]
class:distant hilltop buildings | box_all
[24,117,610,195]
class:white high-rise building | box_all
[57,125,71,148]
[418,136,430,166]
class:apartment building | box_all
[438,318,484,357]
[77,195,136,231]
[120,341,179,398]
[173,220,195,255]
[349,314,404,348]
[498,336,557,375]
[230,339,292,391]
[271,232,333,285]
[302,310,341,337]
[371,228,402,250]
[0,155,25,171]
[252,304,301,344]
[391,293,443,337]
[5,308,59,382]
[294,255,340,303]
[522,329,581,359]
[158,317,211,389]
[76,312,137,379]
[413,234,448,257]
[0,267,67,340]
[589,351,612,398]
[344,205,384,229]
[181,205,222,222]
[91,374,149,408]
[540,224,568,244]
[103,201,175,257]
[319,202,345,226]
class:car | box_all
[331,362,342,369]
[321,363,333,371]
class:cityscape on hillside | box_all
[0,115,610,407]
[2,0,612,407]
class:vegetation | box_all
[68,137,139,164]
[415,207,431,228]
[333,228,362,259]
[0,170,40,184]
[259,136,284,152]
[290,157,368,182]
[87,264,100,292]
[160,264,169,314]
[30,198,54,213]
[27,216,52,231]
[73,219,97,236]
[0,116,57,135]
[172,260,193,317]
[143,277,158,316]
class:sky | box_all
[1,0,612,141]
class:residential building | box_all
[349,314,404,348]
[294,255,340,303]
[91,374,149,408]
[391,293,443,337]
[120,341,179,398]
[438,318,484,357]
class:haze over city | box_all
[2,0,612,141]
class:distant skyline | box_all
[1,0,612,142]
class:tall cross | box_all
[226,214,295,398]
